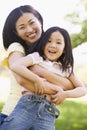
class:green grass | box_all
[0,101,87,130]
[55,100,87,130]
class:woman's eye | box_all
[19,26,25,30]
[30,21,35,25]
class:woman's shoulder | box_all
[1,42,25,67]
[7,42,25,54]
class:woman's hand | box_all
[34,77,46,95]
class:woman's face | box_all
[16,13,42,44]
[44,31,65,62]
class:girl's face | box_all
[44,31,65,62]
[16,13,42,44]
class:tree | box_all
[65,0,87,48]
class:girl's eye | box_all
[48,40,51,43]
[57,42,61,44]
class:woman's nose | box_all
[26,26,33,32]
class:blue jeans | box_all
[0,113,8,125]
[0,94,60,130]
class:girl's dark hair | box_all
[31,26,74,72]
[2,5,44,54]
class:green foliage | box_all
[55,100,87,130]
[71,20,87,48]
[0,102,4,112]
[65,1,87,48]
[83,1,87,10]
[65,13,81,24]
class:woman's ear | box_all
[13,30,18,36]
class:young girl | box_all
[1,26,86,130]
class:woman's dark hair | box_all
[2,5,44,54]
[32,26,74,72]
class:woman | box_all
[0,5,73,125]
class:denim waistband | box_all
[22,94,60,118]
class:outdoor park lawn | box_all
[0,100,87,130]
[55,100,87,130]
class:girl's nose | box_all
[51,42,56,47]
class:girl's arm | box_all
[65,72,87,98]
[30,65,74,90]
[13,72,61,95]
[51,72,87,104]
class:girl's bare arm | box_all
[30,65,74,90]
[51,72,87,105]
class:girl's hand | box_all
[51,88,66,105]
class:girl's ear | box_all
[63,48,65,54]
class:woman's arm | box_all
[9,52,45,94]
[8,52,61,95]
[9,52,74,91]
[14,73,63,95]
[8,51,74,97]
[30,65,74,90]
